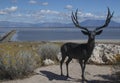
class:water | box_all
[0,28,120,41]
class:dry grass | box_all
[38,43,60,65]
[115,54,120,62]
[0,42,41,79]
[0,41,62,80]
[113,54,120,81]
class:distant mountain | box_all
[0,20,120,28]
[0,21,32,27]
[0,21,72,28]
[80,20,120,27]
[32,22,72,27]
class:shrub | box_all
[115,54,120,62]
[113,63,120,82]
[38,43,60,64]
[112,54,120,81]
[0,50,38,79]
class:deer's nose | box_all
[90,34,95,39]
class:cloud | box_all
[42,2,48,6]
[1,6,110,23]
[0,11,7,15]
[112,15,120,22]
[6,6,18,12]
[9,9,100,23]
[29,0,37,4]
[65,5,73,10]
[39,9,59,14]
[23,9,60,23]
[0,6,18,15]
[10,9,60,23]
[71,10,105,22]
[29,0,49,6]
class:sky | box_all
[0,0,120,23]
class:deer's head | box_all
[71,8,114,40]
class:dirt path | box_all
[2,62,114,83]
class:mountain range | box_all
[0,20,120,28]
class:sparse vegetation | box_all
[0,49,38,79]
[38,43,60,64]
[115,54,120,62]
[112,54,120,81]
[0,42,61,80]
[0,42,42,80]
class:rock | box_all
[57,43,120,65]
[43,59,55,65]
[89,44,120,64]
[57,52,62,61]
[89,44,104,64]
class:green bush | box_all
[38,43,60,63]
[0,50,38,79]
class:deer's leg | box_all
[66,57,72,77]
[82,60,88,81]
[79,60,84,79]
[60,55,66,76]
[82,61,86,80]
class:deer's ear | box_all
[81,30,89,35]
[96,30,103,35]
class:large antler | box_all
[95,8,114,31]
[71,9,89,32]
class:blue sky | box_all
[0,0,119,23]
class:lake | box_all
[0,27,120,41]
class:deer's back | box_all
[61,42,91,60]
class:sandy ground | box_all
[1,62,116,83]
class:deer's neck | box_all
[87,38,95,52]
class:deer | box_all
[60,8,114,81]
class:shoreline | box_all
[1,39,119,44]
[51,39,120,44]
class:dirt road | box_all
[2,62,115,83]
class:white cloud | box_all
[85,13,94,17]
[29,0,49,6]
[10,9,60,23]
[29,0,37,4]
[37,9,59,15]
[23,9,60,23]
[74,10,105,22]
[1,7,113,23]
[0,6,18,15]
[65,5,73,10]
[10,9,101,23]
[6,6,18,12]
[42,2,48,6]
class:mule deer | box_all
[60,8,114,81]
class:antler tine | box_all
[71,9,88,31]
[95,7,114,31]
[71,9,81,28]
